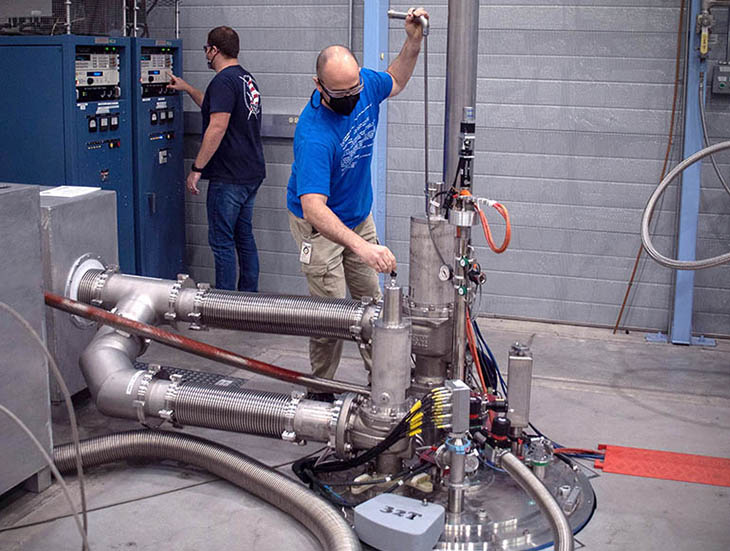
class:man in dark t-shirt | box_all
[168,26,265,291]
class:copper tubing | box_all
[44,292,369,396]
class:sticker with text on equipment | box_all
[300,241,312,265]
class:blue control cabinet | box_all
[0,35,136,273]
[130,38,185,278]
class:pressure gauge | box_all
[438,264,452,282]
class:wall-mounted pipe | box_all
[499,451,574,551]
[65,0,72,34]
[54,430,361,551]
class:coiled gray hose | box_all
[499,452,574,551]
[54,430,361,551]
[699,74,730,196]
[641,140,730,270]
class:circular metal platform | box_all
[327,457,595,551]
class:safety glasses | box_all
[319,76,363,99]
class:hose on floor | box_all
[54,430,361,551]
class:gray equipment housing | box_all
[0,183,52,494]
[40,187,118,401]
[354,493,445,551]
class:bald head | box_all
[315,45,360,91]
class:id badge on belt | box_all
[300,241,312,265]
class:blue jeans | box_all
[206,180,262,291]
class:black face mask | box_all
[207,51,218,70]
[325,93,360,116]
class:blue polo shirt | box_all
[287,68,393,229]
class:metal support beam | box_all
[363,1,389,249]
[671,0,706,345]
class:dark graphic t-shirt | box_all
[201,65,266,185]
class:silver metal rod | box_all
[499,452,574,551]
[452,229,470,380]
[65,0,71,34]
[423,31,429,190]
[175,0,180,39]
[348,0,353,50]
[122,0,127,36]
[386,9,429,36]
[133,0,138,37]
[443,1,479,184]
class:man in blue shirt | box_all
[287,8,429,389]
[168,26,265,292]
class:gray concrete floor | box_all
[0,318,729,550]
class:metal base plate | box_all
[326,457,595,551]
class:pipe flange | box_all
[358,300,382,343]
[281,390,305,443]
[188,282,210,331]
[91,265,118,307]
[158,373,184,427]
[65,254,107,327]
[334,393,358,458]
[164,274,194,329]
[133,363,163,428]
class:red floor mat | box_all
[594,444,730,487]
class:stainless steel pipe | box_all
[499,451,574,551]
[77,270,377,342]
[443,1,480,183]
[54,430,361,551]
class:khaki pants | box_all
[288,212,382,381]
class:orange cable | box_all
[466,309,488,394]
[475,202,511,253]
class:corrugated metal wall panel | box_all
[151,0,729,335]
[385,0,728,336]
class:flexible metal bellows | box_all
[173,383,292,437]
[201,290,366,340]
[77,268,104,304]
[54,430,361,551]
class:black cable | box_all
[295,392,437,478]
[269,445,328,469]
[146,0,161,16]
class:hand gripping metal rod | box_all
[386,9,430,36]
[45,292,370,396]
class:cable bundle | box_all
[292,388,452,503]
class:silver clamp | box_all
[333,393,358,458]
[133,363,162,428]
[164,273,194,328]
[90,265,118,307]
[281,390,305,443]
[158,373,184,427]
[188,282,210,331]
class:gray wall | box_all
[150,1,730,336]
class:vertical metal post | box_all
[348,0,354,51]
[363,1,388,246]
[443,0,479,184]
[175,0,180,40]
[133,0,138,38]
[671,0,706,345]
[122,0,127,37]
[65,0,72,34]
